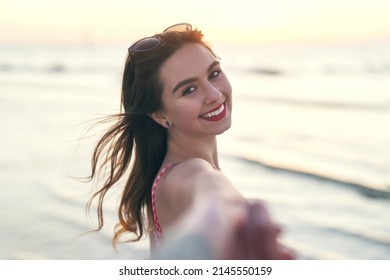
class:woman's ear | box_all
[148,111,172,128]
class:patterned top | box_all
[150,162,176,250]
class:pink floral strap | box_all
[151,163,176,238]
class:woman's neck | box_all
[165,134,219,170]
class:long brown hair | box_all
[87,27,213,246]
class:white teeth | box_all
[202,104,224,118]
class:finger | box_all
[273,223,283,236]
[247,203,279,259]
[278,244,296,260]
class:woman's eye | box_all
[182,86,196,96]
[209,69,221,79]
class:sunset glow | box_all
[1,0,389,45]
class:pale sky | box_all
[1,0,389,45]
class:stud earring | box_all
[165,121,171,127]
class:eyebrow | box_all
[172,60,221,94]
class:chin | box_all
[215,119,232,135]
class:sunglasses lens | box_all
[164,23,192,33]
[128,23,192,54]
[129,37,161,52]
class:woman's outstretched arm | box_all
[153,158,294,259]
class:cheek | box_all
[220,75,232,96]
[166,98,202,123]
[176,100,201,117]
[226,82,232,96]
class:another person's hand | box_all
[159,198,295,260]
[222,201,295,260]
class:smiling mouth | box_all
[199,102,226,121]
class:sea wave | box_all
[246,65,390,76]
[0,63,116,74]
[225,154,390,199]
[321,226,390,249]
[235,94,390,111]
[247,67,284,76]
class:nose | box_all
[204,83,222,105]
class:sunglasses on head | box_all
[127,23,192,54]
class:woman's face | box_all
[157,43,232,138]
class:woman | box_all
[88,23,293,259]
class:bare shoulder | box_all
[164,158,216,194]
[158,158,243,214]
[156,158,215,216]
[171,158,215,178]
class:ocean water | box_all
[0,41,389,259]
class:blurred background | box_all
[1,0,389,259]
